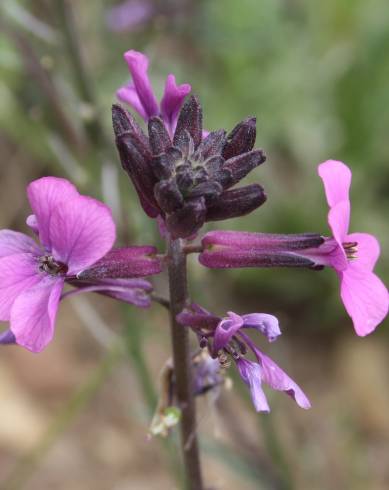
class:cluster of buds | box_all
[113,95,266,238]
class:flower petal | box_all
[0,253,41,321]
[327,201,349,270]
[254,349,311,409]
[116,84,148,120]
[26,214,39,235]
[160,74,191,134]
[328,200,350,245]
[318,160,352,208]
[213,312,244,353]
[340,268,388,336]
[10,276,64,353]
[0,230,41,258]
[49,195,116,275]
[347,232,380,272]
[241,313,281,342]
[237,358,270,412]
[27,177,79,249]
[123,50,159,119]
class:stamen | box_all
[39,255,68,276]
[343,241,358,260]
[217,350,232,369]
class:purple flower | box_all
[106,0,154,33]
[117,50,191,137]
[177,304,310,412]
[311,160,388,335]
[199,161,388,335]
[0,177,161,352]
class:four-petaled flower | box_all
[0,177,161,352]
[199,160,388,336]
[314,160,388,335]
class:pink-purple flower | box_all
[177,304,310,412]
[313,160,388,335]
[0,177,161,352]
[106,0,154,33]
[199,160,388,336]
[117,50,191,137]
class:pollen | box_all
[343,241,358,260]
[39,255,68,276]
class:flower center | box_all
[39,255,68,276]
[343,241,358,260]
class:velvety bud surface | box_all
[114,90,268,238]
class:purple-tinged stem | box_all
[167,238,204,490]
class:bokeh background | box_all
[0,1,388,489]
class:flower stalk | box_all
[167,238,204,490]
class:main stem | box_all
[167,238,204,490]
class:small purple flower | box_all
[177,304,310,412]
[117,50,191,137]
[0,177,161,352]
[106,0,154,33]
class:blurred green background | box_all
[0,1,388,489]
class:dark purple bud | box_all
[154,180,184,213]
[176,164,194,191]
[206,184,267,221]
[152,146,184,181]
[174,129,195,158]
[202,230,324,250]
[148,116,171,155]
[194,130,227,160]
[204,155,225,175]
[188,181,223,204]
[112,104,149,148]
[173,95,203,150]
[222,150,266,189]
[222,117,257,160]
[77,247,162,279]
[166,197,207,239]
[199,230,324,269]
[151,154,174,180]
[200,249,315,269]
[116,135,160,217]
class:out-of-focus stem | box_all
[167,238,204,490]
[3,25,83,151]
[55,0,106,145]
